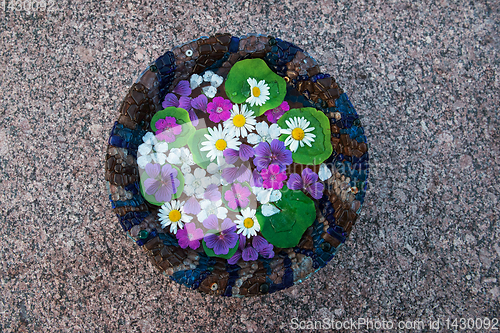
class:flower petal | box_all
[238,144,255,161]
[162,93,179,108]
[301,168,318,186]
[261,204,280,217]
[223,148,240,164]
[191,94,208,112]
[287,173,303,190]
[242,246,258,261]
[178,96,192,110]
[155,185,171,202]
[202,214,219,230]
[172,80,191,96]
[184,196,201,214]
[144,178,160,195]
[145,163,161,178]
[307,182,325,199]
[204,184,221,201]
[318,163,333,181]
[188,108,199,127]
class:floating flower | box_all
[202,86,217,99]
[235,207,260,238]
[253,139,293,171]
[200,124,241,164]
[176,222,204,250]
[223,144,255,164]
[190,71,224,98]
[228,234,274,264]
[318,163,333,181]
[158,200,192,234]
[207,96,232,123]
[191,94,208,113]
[162,93,191,110]
[245,77,270,107]
[264,101,290,123]
[137,132,169,168]
[261,164,287,190]
[166,147,195,173]
[207,161,234,186]
[155,117,182,143]
[197,199,228,221]
[224,183,252,210]
[280,116,316,152]
[247,122,282,146]
[203,217,238,255]
[183,168,213,198]
[287,168,325,199]
[143,163,180,202]
[224,104,256,137]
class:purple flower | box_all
[261,164,287,190]
[207,96,232,123]
[172,80,192,96]
[221,164,252,184]
[155,117,182,142]
[223,144,255,164]
[253,139,293,171]
[264,101,290,123]
[162,93,191,110]
[228,235,274,264]
[204,218,238,255]
[287,168,325,199]
[143,163,180,202]
[176,222,204,250]
[224,183,252,210]
[191,94,208,112]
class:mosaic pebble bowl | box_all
[105,34,369,297]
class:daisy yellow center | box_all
[252,86,261,97]
[243,217,254,228]
[233,114,246,128]
[169,209,181,222]
[291,127,305,141]
[215,139,227,151]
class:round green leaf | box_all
[278,107,333,165]
[225,58,287,116]
[202,237,240,259]
[139,164,185,206]
[187,128,211,169]
[150,107,195,149]
[256,186,316,248]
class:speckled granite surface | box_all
[0,0,498,332]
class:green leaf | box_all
[187,128,211,169]
[225,58,287,116]
[256,186,316,248]
[278,107,333,165]
[150,107,196,149]
[139,164,185,206]
[202,237,240,259]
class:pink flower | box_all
[261,164,287,190]
[207,97,232,123]
[264,101,290,123]
[155,117,182,142]
[176,222,204,250]
[224,183,251,210]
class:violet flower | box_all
[223,144,255,164]
[203,217,238,255]
[261,164,287,190]
[143,163,180,202]
[287,168,325,199]
[228,234,275,264]
[207,96,232,123]
[224,183,251,210]
[264,101,290,123]
[176,222,204,250]
[155,117,182,142]
[253,139,293,171]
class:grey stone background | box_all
[0,0,498,331]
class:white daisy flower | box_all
[197,199,228,221]
[245,77,270,107]
[190,73,203,90]
[137,132,169,168]
[207,161,233,186]
[158,200,192,234]
[235,207,260,238]
[167,147,195,174]
[280,116,316,152]
[200,124,241,164]
[224,104,256,137]
[247,122,282,146]
[183,168,213,198]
